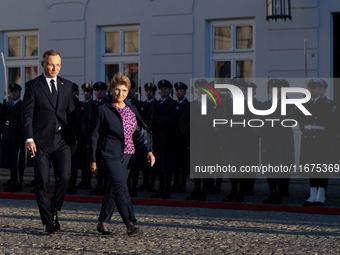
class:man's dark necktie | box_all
[50,80,60,131]
[51,80,57,106]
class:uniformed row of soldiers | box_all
[188,77,337,206]
[1,83,26,192]
[1,76,337,207]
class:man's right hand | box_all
[27,141,37,157]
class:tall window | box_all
[5,31,39,87]
[101,25,139,90]
[211,20,254,82]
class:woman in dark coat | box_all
[90,72,155,236]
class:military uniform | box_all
[0,83,25,192]
[67,83,82,194]
[261,79,294,204]
[300,78,335,206]
[220,78,258,203]
[244,82,261,196]
[187,79,219,201]
[76,83,94,190]
[129,83,158,195]
[147,80,178,199]
[88,82,109,196]
[172,82,190,193]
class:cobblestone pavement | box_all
[0,199,340,254]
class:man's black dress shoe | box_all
[76,181,85,189]
[43,224,55,236]
[52,212,60,232]
[150,191,163,198]
[89,184,101,196]
[263,193,276,204]
[199,193,207,201]
[3,179,11,186]
[67,187,77,195]
[186,190,200,200]
[234,193,244,203]
[96,223,112,235]
[222,191,237,202]
[137,182,149,191]
[162,192,171,199]
[314,201,324,206]
[26,179,35,187]
[129,189,138,197]
[4,184,23,192]
[303,201,314,206]
[82,183,92,190]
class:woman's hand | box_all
[91,162,98,176]
[147,152,155,167]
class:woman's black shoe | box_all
[96,223,112,235]
[127,226,140,237]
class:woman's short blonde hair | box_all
[110,72,131,91]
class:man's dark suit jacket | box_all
[90,100,152,163]
[22,74,76,148]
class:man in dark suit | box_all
[1,83,25,192]
[22,50,77,235]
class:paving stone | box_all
[1,199,340,254]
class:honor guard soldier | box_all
[68,83,82,194]
[76,83,93,190]
[1,83,25,192]
[301,78,336,206]
[139,82,157,122]
[244,82,262,196]
[319,79,337,194]
[207,80,224,195]
[221,77,255,203]
[261,79,294,204]
[127,80,142,110]
[172,82,190,193]
[135,82,158,193]
[129,82,158,196]
[187,79,217,201]
[148,79,178,199]
[89,81,109,196]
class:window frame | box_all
[210,19,255,79]
[3,30,39,92]
[5,30,39,60]
[101,25,140,94]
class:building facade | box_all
[0,0,339,102]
